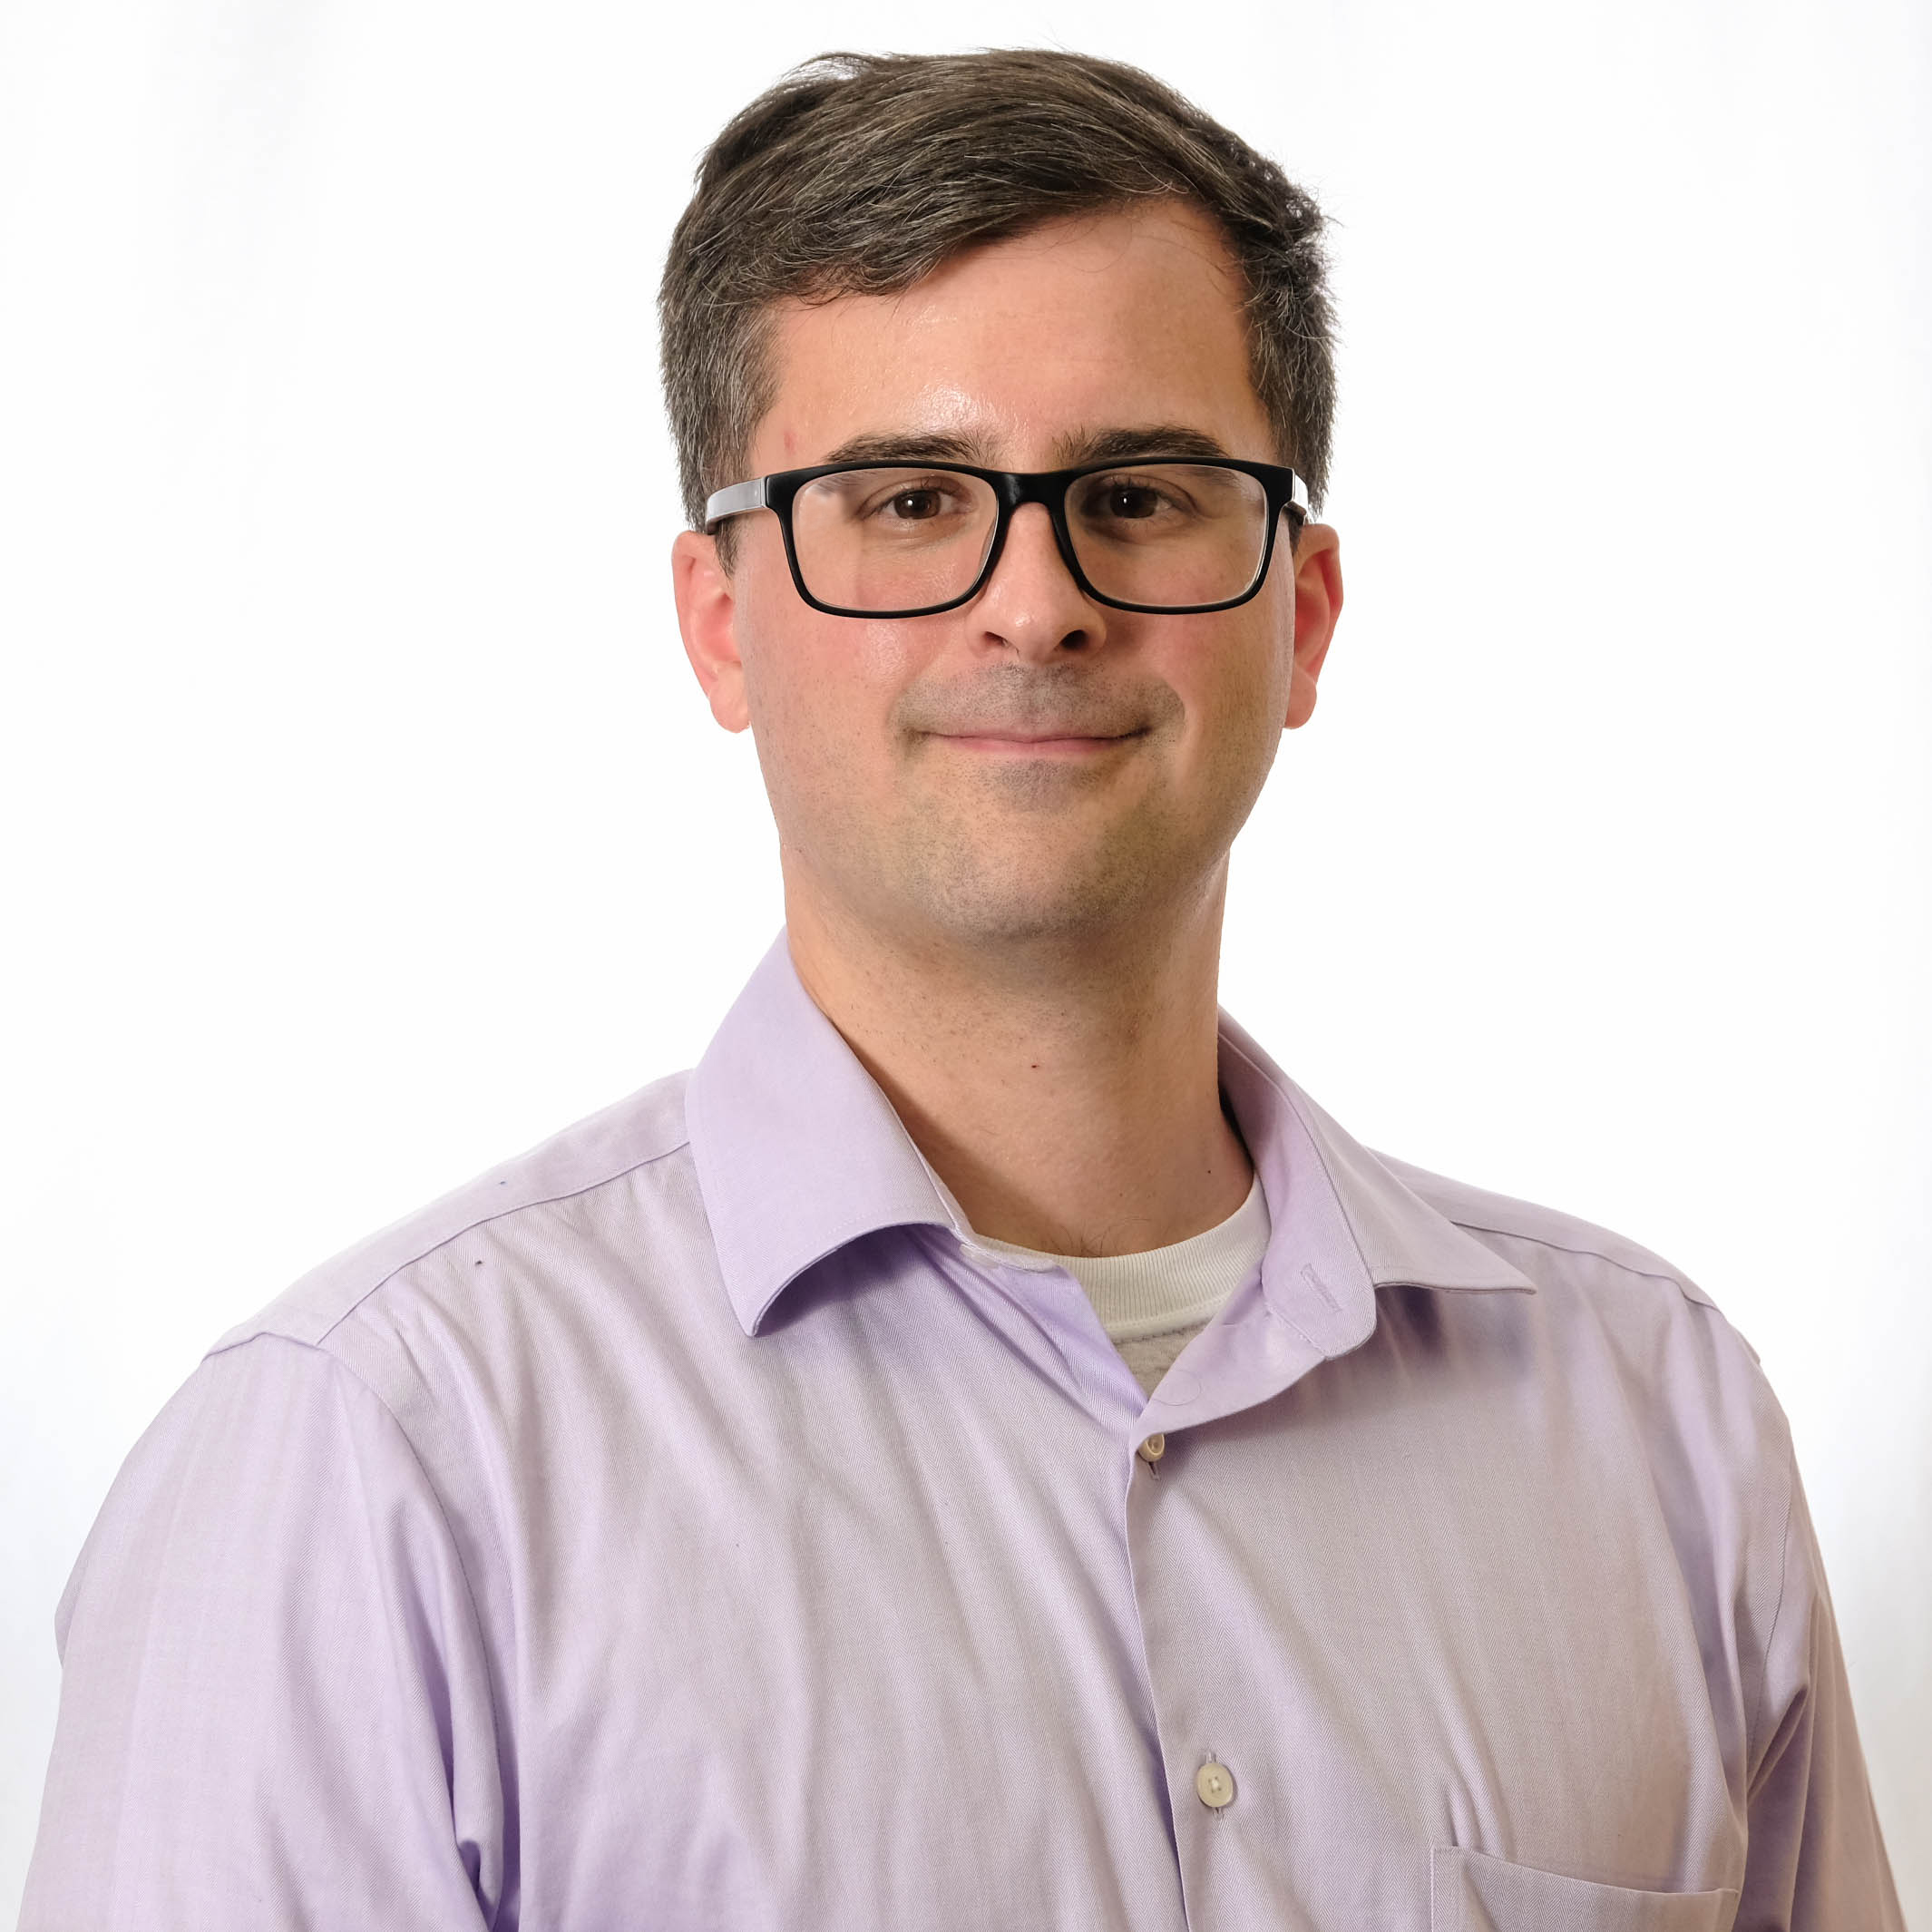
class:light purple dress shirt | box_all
[21,931,1904,1930]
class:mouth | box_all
[934,729,1146,756]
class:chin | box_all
[908,864,1179,952]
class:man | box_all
[21,48,1903,1931]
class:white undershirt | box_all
[919,1156,1272,1398]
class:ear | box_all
[1284,522,1342,730]
[672,528,750,733]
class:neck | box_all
[782,874,1254,1257]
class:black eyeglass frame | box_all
[701,457,1311,619]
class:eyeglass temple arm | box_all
[702,477,768,533]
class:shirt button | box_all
[1196,1759,1235,1809]
[1137,1432,1166,1467]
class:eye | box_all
[1074,472,1201,526]
[845,474,977,524]
[1103,483,1165,521]
[883,488,945,522]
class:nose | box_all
[968,502,1107,661]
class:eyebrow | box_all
[1065,424,1234,466]
[819,431,986,466]
[815,424,1238,470]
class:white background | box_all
[2,0,1927,1918]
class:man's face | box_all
[673,199,1342,957]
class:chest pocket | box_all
[1431,1847,1740,1932]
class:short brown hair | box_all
[659,50,1336,542]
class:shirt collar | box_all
[687,931,1535,1343]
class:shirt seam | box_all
[1441,1217,1706,1301]
[1745,1431,1800,1787]
[214,1135,697,1354]
[1458,1213,1787,1782]
[239,1331,513,1932]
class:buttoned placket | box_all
[958,1236,1305,1885]
[1117,1283,1362,1930]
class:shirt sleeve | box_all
[1737,1444,1906,1931]
[18,1332,510,1932]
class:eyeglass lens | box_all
[788,465,1272,613]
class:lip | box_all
[936,730,1143,755]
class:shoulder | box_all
[213,1068,697,1358]
[1377,1150,1726,1317]
[1374,1151,1830,1785]
[1376,1150,1796,1534]
[1373,1148,1793,1486]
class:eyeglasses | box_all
[702,457,1309,619]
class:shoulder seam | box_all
[1445,1216,1705,1303]
[211,1132,694,1356]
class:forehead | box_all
[753,200,1272,469]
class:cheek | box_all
[733,549,827,724]
[1170,620,1294,815]
[736,585,910,812]
[1172,608,1292,738]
